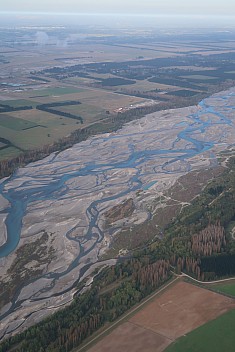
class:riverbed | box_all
[0,87,235,339]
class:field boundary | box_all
[75,276,180,352]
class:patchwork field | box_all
[0,114,38,131]
[0,109,80,154]
[165,309,235,352]
[0,87,148,159]
[87,281,235,352]
[2,28,235,164]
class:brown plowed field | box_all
[88,281,235,352]
[130,281,235,340]
[88,321,172,352]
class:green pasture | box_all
[0,146,21,161]
[0,114,38,131]
[0,109,80,156]
[55,103,106,123]
[180,75,217,80]
[28,87,83,97]
[210,281,235,297]
[165,309,235,352]
[1,99,38,108]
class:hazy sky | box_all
[1,0,235,17]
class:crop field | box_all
[167,90,198,97]
[0,85,146,159]
[0,146,20,161]
[115,79,181,92]
[0,114,38,131]
[209,280,235,297]
[88,281,235,352]
[90,45,180,60]
[19,87,146,109]
[28,87,83,98]
[88,322,171,352]
[1,27,235,166]
[180,75,218,80]
[44,89,146,110]
[165,309,235,352]
[55,104,105,124]
[0,99,38,108]
[0,109,81,153]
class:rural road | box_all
[181,272,235,285]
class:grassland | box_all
[28,87,83,97]
[209,280,235,297]
[0,146,19,161]
[55,104,105,124]
[0,99,38,108]
[1,109,81,151]
[0,114,38,131]
[180,75,218,80]
[116,79,180,92]
[165,309,235,352]
[0,86,147,159]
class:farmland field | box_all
[1,27,235,165]
[0,99,38,108]
[0,109,79,152]
[0,87,147,159]
[165,309,235,352]
[0,146,20,161]
[87,281,235,352]
[209,280,235,297]
[55,104,105,124]
[180,75,218,80]
[88,322,171,352]
[0,114,38,131]
[28,87,83,97]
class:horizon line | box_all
[1,11,235,19]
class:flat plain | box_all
[88,281,235,352]
[2,27,235,161]
[209,280,235,297]
[2,25,235,343]
[165,308,235,352]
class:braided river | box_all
[0,87,235,338]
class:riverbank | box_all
[0,86,235,340]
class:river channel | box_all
[0,87,235,336]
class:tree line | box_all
[36,102,83,123]
[0,104,33,113]
[0,258,171,352]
